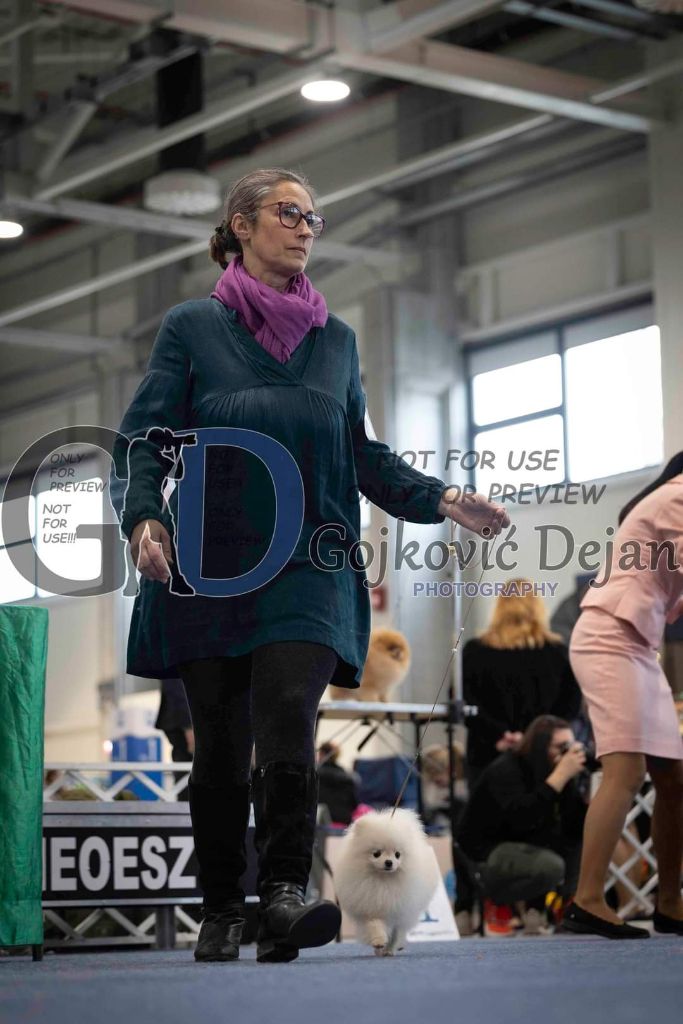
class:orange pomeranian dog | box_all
[329,627,411,702]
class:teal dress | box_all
[109,298,449,687]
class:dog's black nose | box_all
[384,860,393,870]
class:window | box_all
[466,304,663,493]
[0,455,105,604]
[35,476,105,597]
[0,494,37,603]
[472,354,562,427]
[473,415,565,496]
[565,326,662,483]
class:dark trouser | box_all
[481,841,582,905]
[165,726,192,763]
[465,763,486,794]
[164,727,192,800]
[177,642,338,908]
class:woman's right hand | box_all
[495,730,523,752]
[556,744,587,782]
[130,519,174,583]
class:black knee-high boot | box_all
[188,778,251,961]
[252,761,341,963]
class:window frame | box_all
[464,296,661,493]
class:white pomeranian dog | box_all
[334,808,441,956]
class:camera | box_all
[558,740,584,755]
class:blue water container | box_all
[109,707,163,800]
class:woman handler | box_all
[564,453,683,938]
[110,167,509,963]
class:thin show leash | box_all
[314,516,500,916]
[389,518,499,818]
[316,518,498,772]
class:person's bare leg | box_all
[647,757,683,920]
[612,824,642,912]
[574,752,646,925]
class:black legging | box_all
[178,641,338,787]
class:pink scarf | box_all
[211,254,328,363]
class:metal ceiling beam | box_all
[10,0,35,119]
[3,195,401,268]
[11,115,565,223]
[0,12,53,46]
[7,196,214,239]
[23,39,203,183]
[590,54,683,104]
[567,0,670,26]
[34,102,98,183]
[39,0,162,26]
[0,119,624,327]
[397,134,645,223]
[168,0,316,54]
[33,57,329,200]
[335,37,658,133]
[503,1,640,42]
[0,240,207,327]
[40,0,322,53]
[0,223,402,327]
[365,0,504,52]
[320,113,560,203]
[0,51,117,65]
[0,113,574,327]
[0,327,119,354]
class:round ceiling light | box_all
[0,220,24,239]
[301,80,350,102]
[143,170,221,216]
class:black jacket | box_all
[154,677,192,733]
[456,751,587,862]
[317,762,359,825]
[463,639,582,770]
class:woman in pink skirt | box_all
[564,453,683,939]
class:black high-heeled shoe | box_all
[561,902,650,939]
[653,909,683,935]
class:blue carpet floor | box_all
[2,936,682,1024]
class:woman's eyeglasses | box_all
[259,201,326,237]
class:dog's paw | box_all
[373,944,389,957]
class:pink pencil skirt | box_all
[569,607,682,761]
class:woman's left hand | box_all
[437,487,510,538]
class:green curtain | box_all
[0,605,49,947]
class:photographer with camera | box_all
[456,715,589,933]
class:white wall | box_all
[41,594,112,762]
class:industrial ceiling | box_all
[1,0,682,366]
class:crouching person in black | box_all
[457,715,588,924]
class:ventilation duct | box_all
[143,31,220,216]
